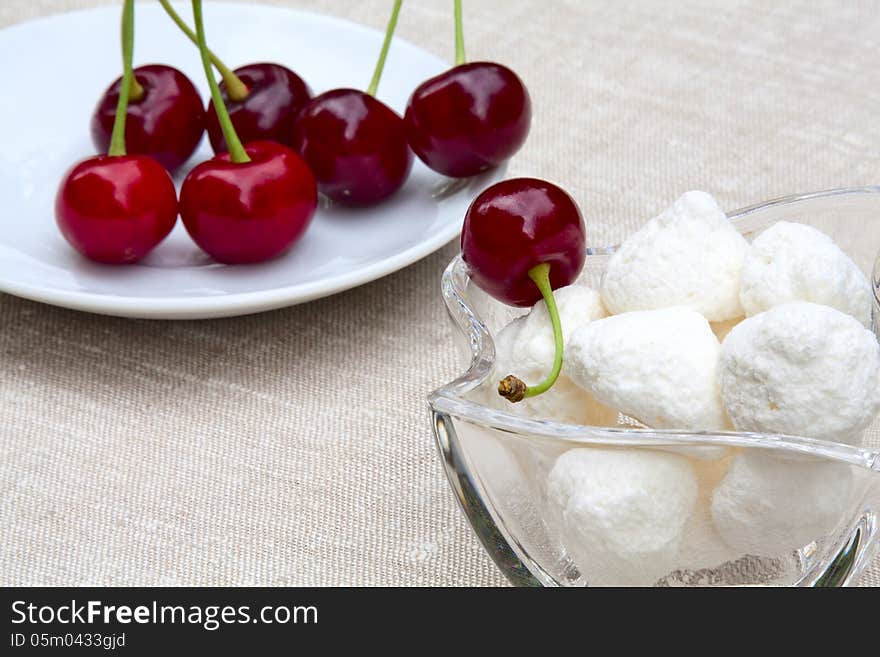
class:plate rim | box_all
[0,217,469,319]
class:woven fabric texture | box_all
[1,0,878,586]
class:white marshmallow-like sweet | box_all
[491,284,618,425]
[547,447,698,585]
[567,307,730,430]
[601,191,748,321]
[501,284,607,364]
[719,301,880,445]
[739,221,872,326]
[711,452,852,555]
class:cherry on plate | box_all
[91,64,206,173]
[206,62,311,154]
[292,89,412,206]
[405,62,531,178]
[56,155,178,264]
[180,141,317,264]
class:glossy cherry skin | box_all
[405,62,531,178]
[91,65,206,173]
[206,63,311,154]
[55,155,178,264]
[180,141,317,264]
[292,89,413,206]
[461,178,586,307]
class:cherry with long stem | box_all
[159,0,312,153]
[460,178,586,401]
[292,0,412,206]
[404,0,531,178]
[92,1,208,172]
[179,0,317,265]
[57,0,178,264]
[91,61,206,172]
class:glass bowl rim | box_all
[428,186,880,471]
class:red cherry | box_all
[179,141,317,264]
[292,89,413,206]
[205,63,311,154]
[91,65,206,173]
[405,62,531,178]
[55,155,178,264]
[461,177,586,307]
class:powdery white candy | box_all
[719,301,880,445]
[491,284,618,425]
[547,448,698,585]
[739,221,872,327]
[567,307,730,430]
[601,191,748,321]
[711,452,853,555]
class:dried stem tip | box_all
[498,375,527,403]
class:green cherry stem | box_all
[498,263,564,402]
[366,0,403,97]
[123,0,144,102]
[159,0,249,102]
[192,0,250,163]
[454,0,466,66]
[108,0,136,157]
[130,76,145,102]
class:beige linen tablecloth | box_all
[1,0,878,586]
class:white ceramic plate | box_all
[0,2,505,319]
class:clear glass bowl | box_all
[429,187,880,586]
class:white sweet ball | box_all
[740,221,872,326]
[711,452,853,555]
[492,285,618,425]
[601,191,748,321]
[719,301,880,445]
[547,447,698,585]
[501,284,607,367]
[567,307,730,430]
